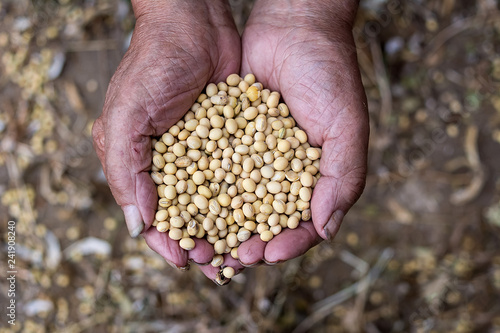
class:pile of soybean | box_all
[150,74,321,271]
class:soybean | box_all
[150,73,322,267]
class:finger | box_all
[188,238,216,265]
[311,127,368,240]
[210,38,241,84]
[198,265,221,281]
[223,255,245,274]
[93,112,157,239]
[237,234,266,267]
[105,131,157,238]
[144,227,217,271]
[263,221,321,263]
[205,1,241,83]
[143,227,188,268]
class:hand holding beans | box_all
[92,0,242,283]
[93,0,368,284]
[237,0,369,267]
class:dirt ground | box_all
[1,0,500,332]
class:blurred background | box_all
[1,0,500,332]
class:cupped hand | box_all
[237,0,369,266]
[92,0,243,281]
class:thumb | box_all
[311,125,368,241]
[103,109,158,238]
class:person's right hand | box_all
[237,0,369,266]
[92,0,243,282]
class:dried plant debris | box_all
[1,0,500,332]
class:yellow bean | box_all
[237,228,251,242]
[193,195,209,210]
[156,221,170,232]
[266,93,280,108]
[202,217,214,231]
[254,140,268,152]
[242,203,255,218]
[272,199,286,214]
[179,238,195,250]
[226,232,238,248]
[266,181,282,194]
[172,143,185,157]
[243,107,259,120]
[287,215,299,229]
[155,210,168,222]
[299,187,312,201]
[244,221,256,232]
[226,74,241,86]
[246,86,260,102]
[155,141,167,154]
[222,266,235,278]
[169,228,183,240]
[170,216,184,228]
[162,133,175,145]
[164,185,177,200]
[268,213,279,227]
[153,155,166,169]
[206,83,218,97]
[277,138,290,151]
[233,209,245,224]
[273,157,288,171]
[151,171,163,185]
[300,172,314,187]
[228,86,241,97]
[211,254,224,267]
[306,147,321,161]
[234,145,250,155]
[214,239,227,254]
[242,178,257,192]
[215,193,230,207]
[260,230,274,242]
[244,73,256,85]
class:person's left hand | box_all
[92,0,244,283]
[237,0,369,266]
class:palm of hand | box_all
[236,22,369,265]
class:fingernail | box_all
[188,258,210,266]
[238,259,263,268]
[166,260,190,271]
[123,205,144,238]
[323,210,344,241]
[195,261,210,266]
[263,259,282,266]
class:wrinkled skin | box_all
[92,0,368,283]
[236,1,369,267]
[92,1,243,278]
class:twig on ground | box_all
[292,248,394,333]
